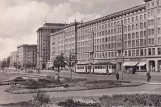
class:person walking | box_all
[146,71,151,82]
[115,71,119,81]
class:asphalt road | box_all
[40,70,161,83]
[0,70,160,104]
[0,70,161,83]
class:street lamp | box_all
[88,31,95,73]
[121,21,124,80]
[117,21,125,80]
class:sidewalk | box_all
[135,72,161,76]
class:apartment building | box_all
[17,44,37,68]
[10,51,17,66]
[77,0,161,72]
[50,22,79,67]
[37,23,66,69]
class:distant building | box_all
[37,23,66,70]
[49,21,79,69]
[10,51,17,66]
[17,44,37,69]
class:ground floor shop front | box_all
[77,57,161,74]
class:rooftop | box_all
[17,44,37,48]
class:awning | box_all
[137,61,146,66]
[123,61,139,66]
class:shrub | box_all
[22,79,44,89]
[32,91,50,106]
[57,99,101,107]
[99,94,161,107]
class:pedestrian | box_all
[37,68,40,74]
[115,71,119,81]
[146,71,151,82]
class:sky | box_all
[0,0,144,60]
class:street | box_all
[40,70,161,83]
[0,71,160,104]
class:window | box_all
[128,41,131,47]
[128,33,131,39]
[132,50,135,56]
[140,49,143,56]
[158,28,161,35]
[124,19,127,24]
[152,48,155,55]
[148,48,151,55]
[144,14,146,19]
[124,34,127,40]
[144,22,146,28]
[132,17,134,22]
[144,31,146,37]
[136,32,139,38]
[128,50,131,57]
[136,23,139,30]
[144,49,146,56]
[140,31,143,38]
[140,39,144,46]
[158,37,161,44]
[140,15,143,20]
[152,38,154,45]
[136,39,139,47]
[136,16,138,21]
[128,25,131,31]
[136,50,139,56]
[124,41,127,48]
[128,18,130,23]
[148,38,151,45]
[132,24,135,30]
[132,33,135,39]
[158,48,161,55]
[140,23,143,29]
[125,51,127,57]
[132,40,135,47]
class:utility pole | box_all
[121,21,124,80]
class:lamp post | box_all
[121,21,124,80]
[89,31,95,73]
[117,21,124,80]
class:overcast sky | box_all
[0,0,144,60]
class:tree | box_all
[66,52,77,78]
[6,56,10,67]
[1,60,7,74]
[53,53,66,79]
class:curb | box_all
[143,82,161,85]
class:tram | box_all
[76,62,116,74]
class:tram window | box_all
[77,66,84,69]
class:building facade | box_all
[77,0,161,72]
[10,51,17,66]
[47,0,161,72]
[17,44,37,69]
[50,22,79,64]
[37,23,66,69]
